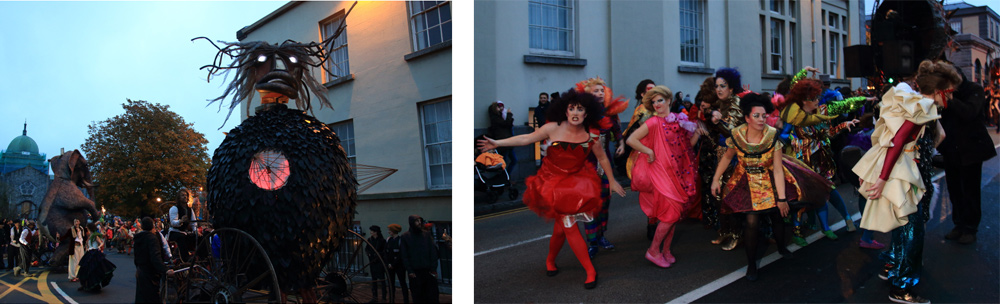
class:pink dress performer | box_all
[627,86,706,267]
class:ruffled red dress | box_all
[630,114,699,224]
[523,137,603,220]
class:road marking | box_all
[0,271,61,303]
[475,207,529,221]
[51,282,79,304]
[668,212,861,304]
[475,234,551,257]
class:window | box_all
[320,13,350,80]
[328,120,356,166]
[529,0,574,56]
[822,8,847,78]
[409,1,451,52]
[951,20,962,34]
[420,99,451,189]
[829,32,839,76]
[761,1,795,73]
[770,0,783,14]
[679,0,705,64]
[770,18,784,72]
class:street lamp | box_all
[156,197,161,203]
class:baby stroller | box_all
[475,149,518,203]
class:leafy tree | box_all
[82,99,210,217]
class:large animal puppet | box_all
[37,150,100,263]
[196,3,357,299]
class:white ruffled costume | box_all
[852,83,939,233]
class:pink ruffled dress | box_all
[630,113,699,224]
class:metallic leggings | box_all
[585,174,610,243]
[880,201,926,289]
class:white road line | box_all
[474,234,551,257]
[668,212,862,304]
[50,281,79,304]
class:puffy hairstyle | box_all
[739,92,774,115]
[635,79,655,100]
[786,79,824,107]
[715,67,744,94]
[641,85,673,112]
[915,59,962,94]
[546,88,604,129]
[695,76,718,107]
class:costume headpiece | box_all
[573,77,629,116]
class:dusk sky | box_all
[0,1,287,173]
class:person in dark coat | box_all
[385,223,409,303]
[366,225,388,303]
[534,92,550,128]
[134,217,174,303]
[939,62,998,244]
[487,101,517,177]
[400,215,439,303]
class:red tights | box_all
[546,222,596,284]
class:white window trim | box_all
[419,99,452,190]
[679,0,706,66]
[528,0,576,57]
[822,7,848,78]
[407,1,452,52]
[319,11,350,82]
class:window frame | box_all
[407,1,452,52]
[679,0,706,65]
[419,98,452,190]
[319,11,350,83]
[327,120,356,166]
[528,0,576,57]
[760,0,796,74]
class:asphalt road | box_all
[474,143,1000,303]
[0,250,137,303]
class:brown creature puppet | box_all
[37,150,99,263]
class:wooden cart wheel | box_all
[315,230,394,303]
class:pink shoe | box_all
[646,251,671,268]
[860,239,886,249]
[663,252,676,264]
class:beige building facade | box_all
[236,1,453,256]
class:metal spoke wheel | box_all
[162,228,283,303]
[315,230,394,303]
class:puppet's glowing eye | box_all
[289,56,298,64]
[257,55,267,62]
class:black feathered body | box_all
[207,104,357,292]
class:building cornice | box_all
[237,1,302,41]
[953,33,1000,50]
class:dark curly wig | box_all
[546,88,604,129]
[739,92,774,115]
[715,67,744,95]
[786,79,823,106]
[635,79,655,100]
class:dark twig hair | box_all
[635,79,655,100]
[193,1,358,128]
[715,67,744,94]
[546,89,604,129]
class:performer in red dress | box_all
[478,89,626,289]
[626,85,705,268]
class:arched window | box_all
[975,59,982,83]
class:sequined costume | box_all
[522,136,603,220]
[720,125,832,214]
[630,114,699,223]
[694,118,721,229]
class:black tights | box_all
[744,211,789,274]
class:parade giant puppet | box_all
[195,4,357,300]
[37,150,100,264]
